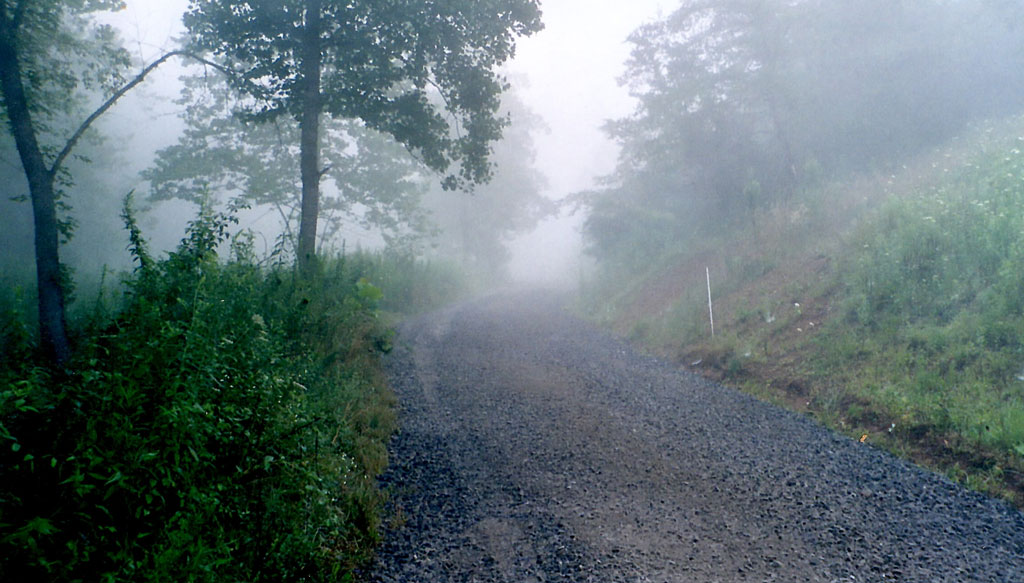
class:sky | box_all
[503,0,668,283]
[102,0,670,282]
[510,0,667,198]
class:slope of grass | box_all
[580,116,1024,506]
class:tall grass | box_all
[338,250,467,316]
[579,117,1024,502]
[0,204,456,581]
[829,131,1024,455]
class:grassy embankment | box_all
[581,116,1024,506]
[0,204,463,581]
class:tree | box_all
[422,86,552,279]
[608,0,799,229]
[183,0,543,272]
[585,0,1024,269]
[144,72,434,256]
[0,0,131,364]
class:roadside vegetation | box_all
[2,1,537,578]
[581,116,1024,506]
[577,0,1024,507]
[0,204,463,581]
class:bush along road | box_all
[364,291,1024,582]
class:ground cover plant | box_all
[579,117,1024,505]
[0,203,460,581]
[817,125,1024,490]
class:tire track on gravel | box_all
[364,291,1024,582]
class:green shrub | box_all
[1,205,395,581]
[826,135,1024,455]
[340,251,466,315]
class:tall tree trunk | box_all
[297,0,323,274]
[751,1,798,191]
[0,12,71,365]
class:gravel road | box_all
[363,291,1024,582]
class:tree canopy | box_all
[585,0,1024,266]
[144,72,433,255]
[183,0,543,268]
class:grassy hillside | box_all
[580,116,1024,506]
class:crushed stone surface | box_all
[363,291,1024,582]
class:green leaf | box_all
[356,277,383,304]
[23,516,59,537]
[104,470,123,485]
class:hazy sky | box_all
[103,0,670,281]
[108,0,667,195]
[510,0,667,198]
[504,1,669,283]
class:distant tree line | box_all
[584,0,1024,267]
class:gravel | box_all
[362,291,1024,582]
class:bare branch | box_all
[274,200,297,248]
[49,49,236,177]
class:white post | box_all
[706,266,715,338]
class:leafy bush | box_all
[1,205,396,581]
[339,251,466,315]
[845,136,1024,328]
[832,134,1024,454]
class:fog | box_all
[94,0,667,287]
[504,0,666,286]
[92,1,657,286]
[6,0,1024,295]
[8,3,1024,572]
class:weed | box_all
[580,115,1024,506]
[0,203,453,581]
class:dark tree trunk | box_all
[297,0,323,274]
[0,11,71,365]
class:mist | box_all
[503,0,666,287]
[2,0,1020,298]
[0,0,1020,303]
[2,0,673,295]
[8,1,1024,577]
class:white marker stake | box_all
[706,266,715,338]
